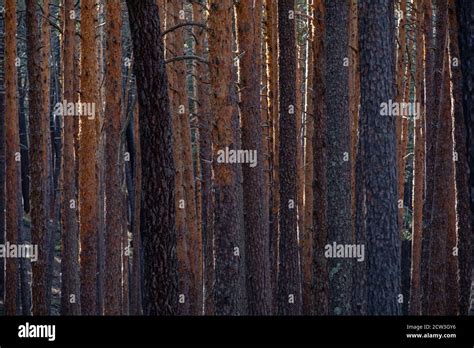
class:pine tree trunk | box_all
[277,0,302,315]
[325,0,352,315]
[236,0,272,315]
[4,0,21,315]
[192,0,214,316]
[164,0,191,315]
[0,2,5,302]
[265,0,280,312]
[302,0,315,315]
[207,0,244,315]
[358,0,400,315]
[450,0,472,316]
[79,0,100,315]
[60,0,81,315]
[26,0,49,316]
[311,0,329,316]
[126,0,178,315]
[409,1,424,315]
[104,0,123,315]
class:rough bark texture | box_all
[164,0,191,316]
[79,0,100,315]
[0,0,5,302]
[236,0,272,315]
[4,0,21,315]
[302,0,315,315]
[26,0,49,316]
[426,8,456,315]
[266,0,280,312]
[208,0,243,315]
[450,0,472,316]
[358,0,401,315]
[277,0,302,315]
[409,2,424,315]
[104,0,123,315]
[60,0,81,315]
[193,0,214,316]
[127,0,179,315]
[311,0,329,316]
[456,0,474,317]
[325,0,352,316]
[420,0,434,313]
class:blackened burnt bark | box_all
[126,0,178,315]
[358,0,401,315]
[456,0,474,315]
[277,0,302,315]
[324,0,352,315]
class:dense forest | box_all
[0,0,473,316]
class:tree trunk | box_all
[104,0,123,315]
[126,0,179,315]
[192,0,214,316]
[236,0,272,315]
[4,0,21,315]
[325,0,352,315]
[60,0,81,316]
[79,0,100,315]
[409,1,425,315]
[277,0,302,315]
[208,0,244,315]
[26,0,49,316]
[265,0,280,312]
[0,1,5,302]
[311,0,329,316]
[358,0,400,315]
[450,0,472,316]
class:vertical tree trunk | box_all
[311,0,329,316]
[450,0,472,316]
[409,1,425,315]
[277,0,302,315]
[236,0,272,315]
[130,101,143,315]
[79,0,100,315]
[207,0,244,315]
[104,0,123,315]
[164,0,191,315]
[41,0,54,315]
[325,0,352,315]
[26,0,49,316]
[420,0,434,313]
[358,0,400,315]
[302,0,315,315]
[0,1,5,302]
[60,0,81,315]
[193,0,214,316]
[4,0,21,315]
[126,0,178,315]
[265,0,280,312]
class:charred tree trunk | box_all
[358,0,401,315]
[126,0,179,315]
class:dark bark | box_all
[450,0,472,316]
[358,0,401,315]
[456,0,474,316]
[236,0,272,315]
[311,0,329,316]
[277,0,302,315]
[0,5,5,301]
[325,0,352,315]
[126,0,178,315]
[208,0,244,315]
